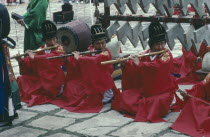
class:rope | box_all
[14,20,20,54]
[90,0,93,25]
[48,0,52,20]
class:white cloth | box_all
[170,95,177,107]
[102,89,114,103]
[44,44,51,53]
[0,0,6,4]
[149,50,157,60]
[8,97,14,116]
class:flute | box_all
[101,49,168,65]
[10,45,59,59]
[177,89,210,106]
[46,49,107,60]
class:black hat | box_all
[91,24,106,43]
[41,20,57,41]
[148,22,166,46]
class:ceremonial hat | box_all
[148,22,166,46]
[41,20,57,41]
[91,24,106,43]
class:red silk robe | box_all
[17,45,65,107]
[112,49,179,122]
[7,0,16,3]
[173,6,206,15]
[173,42,208,84]
[171,81,210,137]
[52,47,120,113]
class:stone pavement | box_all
[0,1,194,137]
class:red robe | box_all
[7,0,16,3]
[112,49,179,122]
[52,47,120,113]
[173,42,208,84]
[17,45,65,107]
[173,6,206,15]
[171,82,210,137]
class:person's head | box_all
[41,20,57,46]
[91,24,106,50]
[148,22,166,52]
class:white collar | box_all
[149,50,157,60]
[44,44,51,53]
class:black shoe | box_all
[14,113,19,119]
[0,121,12,127]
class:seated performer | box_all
[52,24,120,113]
[172,22,210,84]
[112,22,181,122]
[15,20,65,107]
[171,73,210,137]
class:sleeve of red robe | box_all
[137,50,178,97]
[65,56,81,80]
[121,60,143,91]
[78,50,115,93]
[19,57,37,75]
[184,82,207,101]
[33,51,66,91]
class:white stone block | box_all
[28,116,75,130]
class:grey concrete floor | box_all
[0,1,194,137]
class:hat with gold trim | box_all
[41,20,57,41]
[91,24,106,43]
[148,22,166,45]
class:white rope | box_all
[48,0,52,20]
[90,0,93,25]
[83,0,85,21]
[76,1,78,20]
[14,20,20,54]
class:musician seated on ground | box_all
[172,21,210,85]
[112,22,182,123]
[51,24,120,113]
[171,73,210,137]
[15,20,65,107]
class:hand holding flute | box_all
[101,49,168,65]
[14,50,36,64]
[10,45,59,59]
[46,49,106,60]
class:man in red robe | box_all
[172,22,210,84]
[112,22,181,122]
[173,4,207,15]
[171,73,210,137]
[6,0,16,5]
[15,20,65,107]
[52,24,120,113]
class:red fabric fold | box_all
[171,82,210,137]
[52,48,121,113]
[172,42,208,85]
[112,49,180,122]
[17,45,65,107]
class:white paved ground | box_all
[0,1,193,137]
